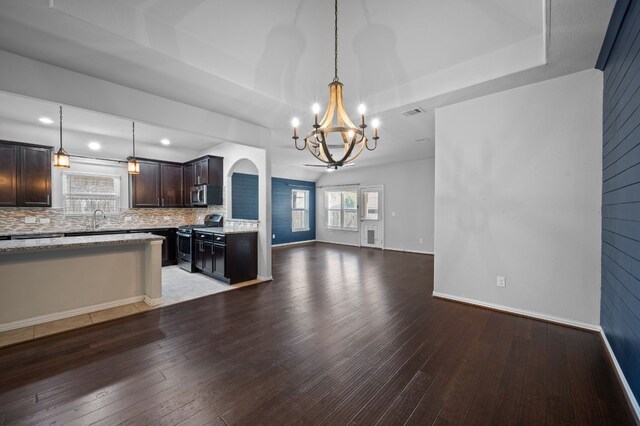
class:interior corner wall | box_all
[600,0,640,405]
[315,158,435,253]
[272,177,316,245]
[434,69,603,327]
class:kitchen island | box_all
[0,233,163,332]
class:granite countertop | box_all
[0,233,165,254]
[192,227,258,235]
[0,225,180,238]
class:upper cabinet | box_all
[193,156,223,186]
[184,156,223,206]
[0,144,18,207]
[160,163,183,207]
[130,160,161,207]
[131,160,184,208]
[0,141,52,207]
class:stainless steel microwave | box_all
[190,184,221,206]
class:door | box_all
[19,146,52,207]
[131,161,160,207]
[194,158,208,185]
[183,163,194,205]
[203,241,214,274]
[214,244,226,277]
[160,163,183,207]
[0,144,17,206]
[360,186,383,248]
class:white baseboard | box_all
[316,240,361,248]
[144,296,164,306]
[0,295,146,333]
[384,246,434,255]
[599,328,640,422]
[432,291,600,331]
[272,240,316,247]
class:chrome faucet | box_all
[92,209,106,231]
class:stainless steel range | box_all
[176,214,223,272]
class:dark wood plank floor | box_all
[0,243,635,425]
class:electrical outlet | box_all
[419,238,423,244]
[124,216,132,222]
[163,216,171,221]
[392,211,396,217]
[39,218,50,224]
[497,276,506,288]
[24,217,36,224]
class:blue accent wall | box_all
[272,177,315,245]
[231,173,259,220]
[601,0,640,404]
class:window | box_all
[291,189,310,232]
[62,172,121,215]
[362,190,379,220]
[326,190,358,230]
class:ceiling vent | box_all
[401,107,425,117]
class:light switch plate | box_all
[24,217,36,224]
[124,216,132,222]
[39,218,50,224]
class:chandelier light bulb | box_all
[372,118,380,129]
[291,117,300,128]
[358,104,366,115]
[347,129,355,139]
[312,103,321,114]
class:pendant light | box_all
[127,121,140,175]
[53,106,70,168]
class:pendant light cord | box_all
[59,106,63,149]
[333,0,339,82]
[132,121,136,158]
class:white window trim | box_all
[291,189,310,232]
[325,188,359,232]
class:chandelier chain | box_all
[334,0,339,82]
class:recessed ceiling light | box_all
[160,138,171,145]
[38,117,54,124]
[88,141,101,150]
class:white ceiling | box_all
[0,0,614,179]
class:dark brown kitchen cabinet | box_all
[183,162,194,205]
[0,144,18,206]
[0,141,52,207]
[20,146,52,207]
[131,160,184,208]
[160,163,183,207]
[130,160,160,207]
[193,156,223,187]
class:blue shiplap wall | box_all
[272,177,315,245]
[231,173,259,220]
[231,174,316,244]
[601,0,640,404]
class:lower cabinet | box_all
[194,231,257,284]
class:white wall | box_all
[199,142,272,280]
[434,69,603,328]
[315,158,435,253]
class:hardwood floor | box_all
[0,243,635,425]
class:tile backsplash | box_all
[0,205,226,236]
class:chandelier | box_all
[291,0,379,170]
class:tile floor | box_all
[0,266,265,348]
